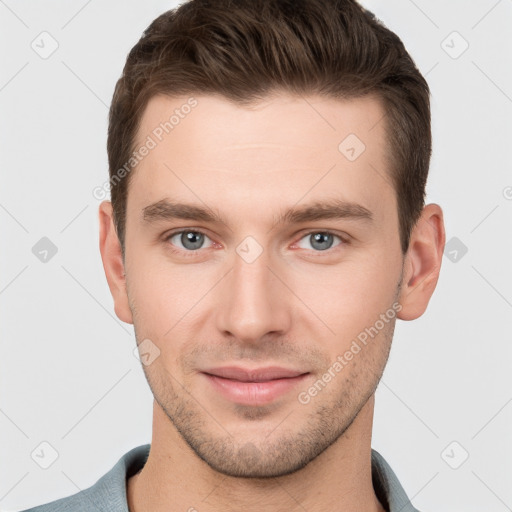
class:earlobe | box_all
[98,201,133,325]
[397,203,446,321]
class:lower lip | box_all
[203,373,309,405]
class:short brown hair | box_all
[107,0,431,255]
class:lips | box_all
[201,366,310,405]
[202,366,307,382]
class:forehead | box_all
[128,92,395,224]
[136,91,388,156]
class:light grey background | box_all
[1,1,511,511]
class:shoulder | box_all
[18,444,150,512]
[371,448,422,512]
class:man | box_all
[21,0,444,510]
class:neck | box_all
[127,395,385,512]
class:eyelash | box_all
[163,228,348,258]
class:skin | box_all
[99,92,445,512]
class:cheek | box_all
[129,244,178,294]
[290,256,398,335]
[127,255,219,346]
[127,264,179,338]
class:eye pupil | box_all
[310,232,333,251]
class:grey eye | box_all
[169,231,211,251]
[297,232,342,251]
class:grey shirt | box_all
[20,444,420,512]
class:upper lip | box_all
[202,366,308,382]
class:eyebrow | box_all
[142,198,373,226]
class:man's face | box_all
[122,92,405,477]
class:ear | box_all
[397,203,446,321]
[98,201,133,324]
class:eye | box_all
[166,230,214,251]
[295,231,344,252]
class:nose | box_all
[215,249,292,345]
